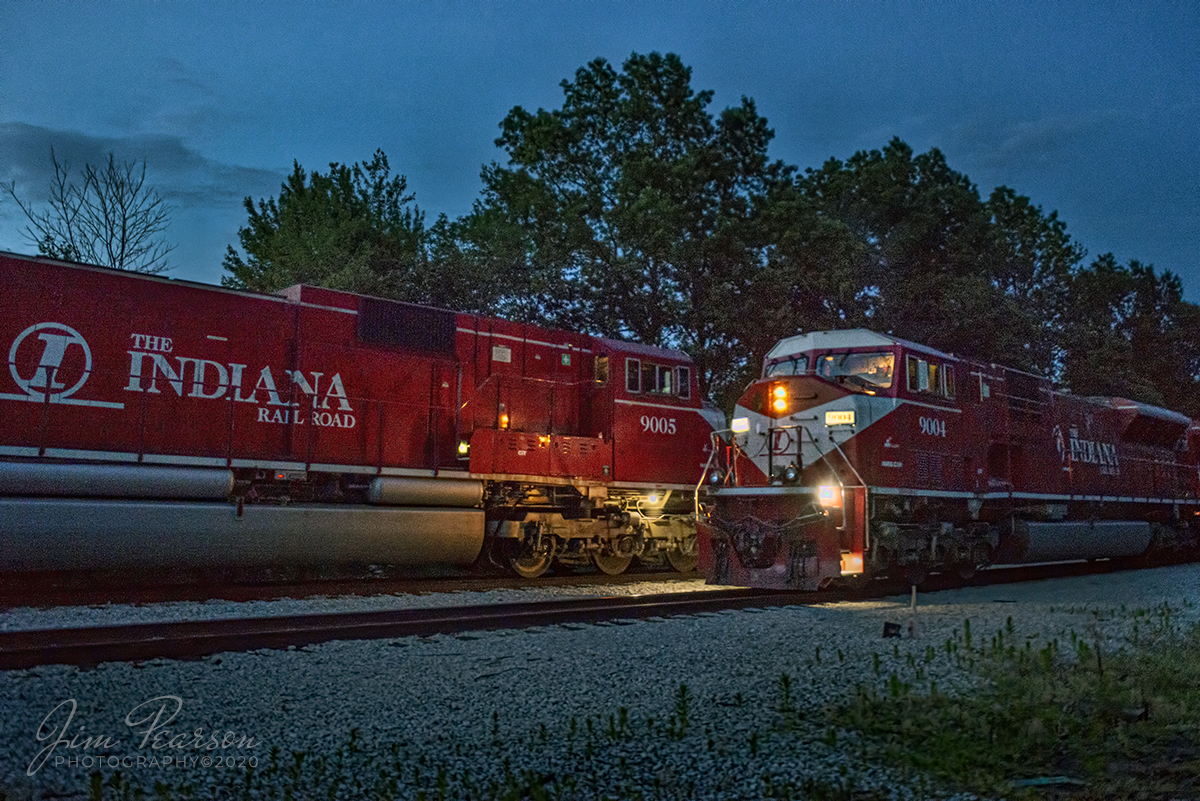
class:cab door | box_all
[430,360,460,469]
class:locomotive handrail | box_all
[462,372,593,438]
[468,372,604,393]
[801,424,865,488]
[694,429,731,517]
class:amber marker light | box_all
[771,384,788,413]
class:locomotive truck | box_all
[697,329,1200,589]
[0,252,716,578]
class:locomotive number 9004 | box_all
[641,415,677,435]
[918,416,947,437]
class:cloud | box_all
[0,122,283,209]
[0,122,287,282]
[947,107,1129,176]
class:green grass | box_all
[827,610,1200,798]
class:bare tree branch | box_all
[3,149,175,274]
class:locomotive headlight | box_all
[771,385,788,413]
[783,464,799,483]
[817,485,842,508]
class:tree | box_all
[1060,255,1200,415]
[222,150,426,299]
[464,52,784,399]
[421,212,514,314]
[754,139,1088,375]
[981,186,1084,373]
[4,149,174,273]
[792,140,1006,356]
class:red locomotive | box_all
[0,252,715,577]
[698,329,1200,589]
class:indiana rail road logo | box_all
[2,322,122,409]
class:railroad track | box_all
[0,556,1181,671]
[0,569,693,610]
[0,588,801,671]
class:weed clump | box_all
[828,614,1200,796]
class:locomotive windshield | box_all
[765,355,808,377]
[817,352,894,391]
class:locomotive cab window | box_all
[626,358,641,392]
[765,355,808,377]
[656,365,673,395]
[677,366,691,399]
[640,362,675,395]
[641,362,658,393]
[907,356,955,399]
[627,357,692,398]
[594,355,610,384]
[817,352,893,393]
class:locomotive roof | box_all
[766,329,953,361]
[595,337,694,363]
[1088,397,1193,427]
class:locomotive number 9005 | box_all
[641,415,677,435]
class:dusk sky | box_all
[3,2,1197,296]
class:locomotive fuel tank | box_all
[0,499,484,571]
[1003,520,1153,563]
[0,461,234,500]
[367,477,484,507]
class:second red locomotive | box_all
[0,252,716,577]
[698,329,1200,589]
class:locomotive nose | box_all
[725,376,853,487]
[738,375,851,422]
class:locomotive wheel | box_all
[592,552,633,575]
[508,538,557,579]
[666,536,699,573]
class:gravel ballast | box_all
[2,563,1197,800]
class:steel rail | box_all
[0,588,804,671]
[0,569,693,611]
[1,556,1184,671]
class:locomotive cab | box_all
[702,330,909,588]
[701,330,985,588]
